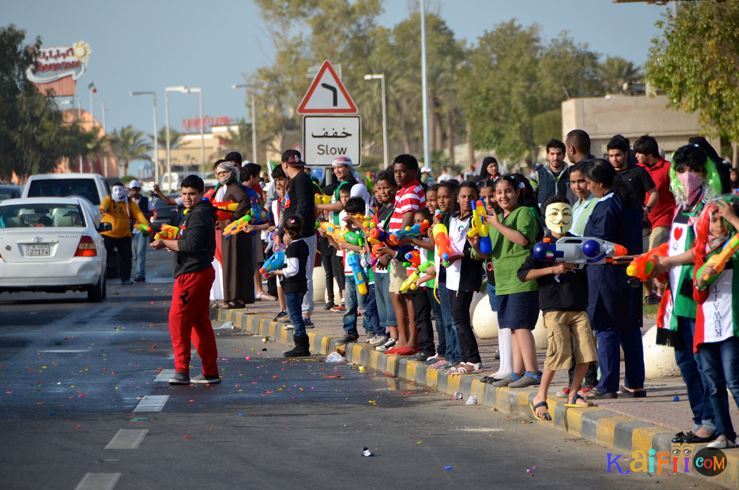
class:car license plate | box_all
[27,244,51,256]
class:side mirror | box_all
[97,222,112,232]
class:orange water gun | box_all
[211,201,239,213]
[626,242,669,282]
[154,224,180,240]
[696,232,739,289]
[432,223,460,267]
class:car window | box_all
[0,203,85,228]
[0,190,20,203]
[27,179,100,205]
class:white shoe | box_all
[707,435,737,449]
[369,335,388,346]
[375,337,397,352]
[283,324,294,331]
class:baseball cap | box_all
[128,179,142,189]
[331,156,353,167]
[281,149,305,166]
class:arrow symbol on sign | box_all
[320,83,338,107]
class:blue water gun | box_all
[259,251,285,277]
[347,253,368,295]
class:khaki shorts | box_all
[543,310,597,371]
[649,226,670,251]
[388,259,407,294]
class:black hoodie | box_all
[174,199,216,277]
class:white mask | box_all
[111,185,126,202]
[544,202,573,235]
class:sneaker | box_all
[424,353,440,365]
[303,317,314,328]
[364,334,375,343]
[273,311,288,322]
[556,387,571,398]
[323,302,336,311]
[341,334,358,344]
[278,315,292,324]
[412,352,432,362]
[375,337,397,352]
[283,324,294,330]
[168,372,190,385]
[369,335,388,346]
[331,305,346,312]
[191,374,222,384]
[492,373,522,387]
[707,435,737,449]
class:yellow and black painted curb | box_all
[217,308,738,488]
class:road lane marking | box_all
[38,349,90,353]
[133,395,168,412]
[75,473,121,490]
[105,429,149,449]
[457,428,504,433]
[154,369,175,382]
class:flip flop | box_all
[530,401,551,421]
[564,393,598,408]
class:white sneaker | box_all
[370,335,388,346]
[364,334,375,343]
[375,337,397,352]
[283,324,294,331]
[707,435,737,449]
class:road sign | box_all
[297,60,358,114]
[303,116,361,167]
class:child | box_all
[331,186,352,311]
[518,196,598,419]
[420,185,445,361]
[408,208,436,361]
[691,199,739,449]
[489,175,542,388]
[270,167,289,322]
[269,215,311,357]
[428,181,462,369]
[443,181,485,374]
[372,170,399,350]
[150,175,220,385]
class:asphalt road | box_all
[0,249,711,489]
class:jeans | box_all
[131,231,147,280]
[301,234,317,314]
[675,317,715,431]
[285,291,307,337]
[428,287,445,356]
[449,289,481,364]
[487,282,499,311]
[412,290,435,356]
[439,282,460,363]
[342,276,366,337]
[374,272,396,329]
[699,338,739,441]
[364,284,384,337]
[595,326,645,393]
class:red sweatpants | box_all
[168,266,218,376]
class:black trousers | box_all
[319,237,345,303]
[412,289,435,356]
[103,235,132,282]
[449,289,481,364]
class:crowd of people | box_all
[152,127,738,450]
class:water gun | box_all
[133,223,151,234]
[314,193,332,205]
[316,222,364,247]
[625,242,669,282]
[400,260,435,293]
[247,205,269,225]
[467,200,492,255]
[259,251,286,277]
[696,232,739,289]
[222,214,251,237]
[211,201,239,213]
[154,224,179,240]
[432,223,460,267]
[533,236,628,268]
[347,253,368,295]
[390,220,431,244]
[403,250,421,268]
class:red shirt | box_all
[640,158,676,229]
[389,179,425,231]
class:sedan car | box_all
[149,196,180,235]
[0,197,111,302]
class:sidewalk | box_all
[214,299,738,488]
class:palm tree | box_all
[109,125,152,177]
[222,119,253,160]
[599,56,642,94]
[156,127,183,149]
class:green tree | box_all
[599,56,642,94]
[109,125,152,177]
[537,33,603,105]
[646,1,739,154]
[223,119,254,161]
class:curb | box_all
[218,308,738,488]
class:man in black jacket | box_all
[151,175,220,385]
[278,150,317,324]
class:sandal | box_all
[564,393,598,408]
[445,362,483,375]
[529,401,552,421]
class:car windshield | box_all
[27,179,100,205]
[0,190,20,203]
[0,203,85,228]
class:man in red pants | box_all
[151,175,221,385]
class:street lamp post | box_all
[232,83,257,163]
[101,101,108,178]
[364,74,388,168]
[130,91,159,184]
[184,87,205,177]
[420,0,430,170]
[164,86,187,190]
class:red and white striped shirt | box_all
[389,180,425,231]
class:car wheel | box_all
[87,273,106,302]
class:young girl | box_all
[488,175,541,388]
[372,170,398,350]
[443,181,485,374]
[408,208,436,361]
[271,173,288,323]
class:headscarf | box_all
[215,160,237,186]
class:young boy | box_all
[270,166,289,322]
[269,215,311,357]
[408,208,436,362]
[151,175,220,385]
[518,195,598,419]
[372,170,398,350]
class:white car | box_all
[0,197,111,302]
[22,173,110,227]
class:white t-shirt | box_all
[444,214,469,291]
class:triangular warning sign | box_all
[297,60,358,114]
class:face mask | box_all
[111,186,126,202]
[544,202,573,235]
[677,171,704,205]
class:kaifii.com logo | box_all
[606,447,727,477]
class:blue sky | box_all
[6,0,670,135]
